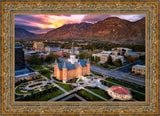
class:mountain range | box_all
[15,17,145,44]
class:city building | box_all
[74,47,82,54]
[53,50,69,57]
[53,45,90,83]
[92,51,124,64]
[15,46,39,82]
[112,47,132,55]
[15,46,25,70]
[33,42,44,52]
[132,65,145,75]
[125,52,140,58]
[45,45,61,53]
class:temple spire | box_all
[87,58,90,64]
[70,42,75,55]
[54,59,58,65]
[63,60,67,69]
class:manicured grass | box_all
[66,78,78,83]
[35,89,63,101]
[87,88,111,100]
[15,86,31,94]
[100,80,115,87]
[55,83,73,91]
[77,90,104,101]
[44,72,53,80]
[131,91,145,101]
[31,65,43,71]
[105,78,145,93]
[78,79,83,82]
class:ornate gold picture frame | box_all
[0,0,159,115]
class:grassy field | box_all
[15,86,31,94]
[66,78,78,83]
[31,65,43,71]
[131,91,145,101]
[55,83,73,91]
[34,89,63,101]
[77,90,104,101]
[44,72,53,80]
[101,80,115,87]
[87,88,111,100]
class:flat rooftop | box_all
[133,65,145,69]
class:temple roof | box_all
[57,59,87,70]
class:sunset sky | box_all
[15,14,145,34]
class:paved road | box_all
[115,60,145,73]
[91,65,145,86]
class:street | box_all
[91,65,145,86]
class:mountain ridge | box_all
[16,17,145,44]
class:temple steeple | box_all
[70,42,75,55]
[63,60,67,69]
[68,42,77,64]
[54,59,58,65]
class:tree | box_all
[27,54,43,65]
[114,59,122,67]
[127,55,139,63]
[107,55,113,65]
[95,56,100,63]
[45,53,57,63]
[103,61,109,68]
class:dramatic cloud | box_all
[15,14,145,34]
[82,15,111,23]
[82,15,145,23]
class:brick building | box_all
[54,46,90,83]
[33,42,44,52]
[132,65,145,75]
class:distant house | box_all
[33,42,44,52]
[54,45,90,83]
[132,65,145,75]
[45,45,61,53]
[112,47,132,55]
[92,51,124,64]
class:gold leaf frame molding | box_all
[1,1,159,115]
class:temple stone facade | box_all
[54,45,90,83]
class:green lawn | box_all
[15,85,39,95]
[87,88,111,100]
[31,65,43,71]
[55,83,73,91]
[35,89,63,101]
[105,79,145,93]
[77,90,104,101]
[101,80,115,87]
[44,72,53,80]
[66,78,78,83]
[131,91,145,101]
[15,86,31,94]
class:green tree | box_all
[114,59,122,67]
[27,54,43,65]
[95,56,100,63]
[45,53,57,63]
[127,55,139,63]
[103,61,109,68]
[107,55,113,65]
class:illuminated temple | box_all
[54,44,90,83]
